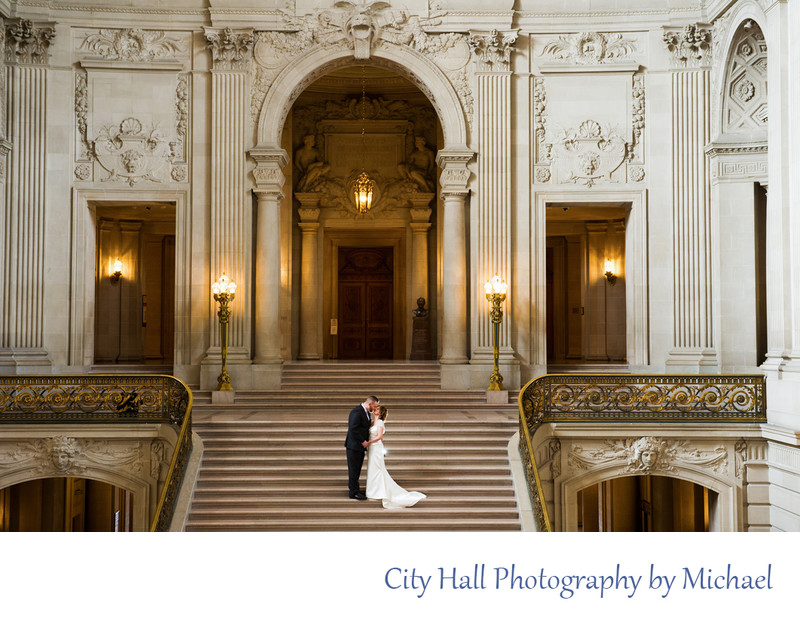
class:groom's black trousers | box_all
[346,447,366,495]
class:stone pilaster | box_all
[0,19,55,373]
[250,148,288,388]
[200,27,254,389]
[437,150,473,388]
[408,193,434,310]
[296,193,322,360]
[663,24,718,371]
[467,29,518,380]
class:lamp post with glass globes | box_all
[484,275,508,391]
[212,273,236,392]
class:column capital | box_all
[203,26,254,71]
[468,29,519,72]
[250,145,288,194]
[662,23,712,69]
[5,19,56,66]
[437,148,474,197]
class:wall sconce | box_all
[111,259,123,283]
[604,259,617,285]
[484,274,508,391]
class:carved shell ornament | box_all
[93,117,173,186]
[553,120,628,187]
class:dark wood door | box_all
[338,247,393,359]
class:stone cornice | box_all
[705,139,768,158]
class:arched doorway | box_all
[576,476,717,532]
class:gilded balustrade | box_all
[517,374,766,532]
[0,375,192,532]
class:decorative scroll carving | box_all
[0,437,143,476]
[541,32,636,65]
[80,28,184,62]
[468,29,517,72]
[663,24,712,67]
[569,437,728,475]
[5,19,55,66]
[204,27,254,71]
[551,120,628,187]
[93,117,173,186]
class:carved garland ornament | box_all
[541,32,636,65]
[80,28,184,62]
[568,437,729,475]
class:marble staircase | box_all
[185,362,522,531]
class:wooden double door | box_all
[337,247,393,360]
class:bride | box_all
[366,405,426,509]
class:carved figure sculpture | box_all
[294,134,331,192]
[398,136,435,192]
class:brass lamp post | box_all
[212,273,237,391]
[484,275,508,391]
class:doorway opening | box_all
[0,478,133,532]
[577,476,717,532]
[93,202,176,369]
[337,247,394,359]
[546,204,628,367]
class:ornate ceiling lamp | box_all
[354,65,374,214]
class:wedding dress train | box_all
[366,419,426,509]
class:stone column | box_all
[0,20,55,373]
[296,193,322,360]
[437,150,473,389]
[408,193,434,308]
[200,27,254,390]
[250,149,288,388]
[467,29,519,388]
[663,25,718,371]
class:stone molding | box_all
[468,29,518,72]
[204,26,254,71]
[540,32,636,65]
[5,19,55,66]
[663,24,713,68]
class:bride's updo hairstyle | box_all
[378,406,388,421]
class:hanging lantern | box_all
[354,171,374,214]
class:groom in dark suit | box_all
[345,395,379,500]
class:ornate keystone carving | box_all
[468,29,518,72]
[204,27,254,71]
[80,28,185,62]
[663,24,712,68]
[5,19,55,66]
[542,32,636,65]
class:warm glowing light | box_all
[110,258,123,282]
[604,259,617,285]
[484,275,508,300]
[354,172,374,214]
[212,272,237,296]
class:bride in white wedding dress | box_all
[366,406,426,509]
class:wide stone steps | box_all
[186,361,522,531]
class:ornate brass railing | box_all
[0,375,192,532]
[518,374,767,532]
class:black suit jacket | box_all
[344,404,371,451]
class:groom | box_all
[345,395,379,500]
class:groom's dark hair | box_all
[365,395,379,404]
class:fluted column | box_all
[250,149,288,384]
[296,194,322,360]
[663,25,717,370]
[437,150,473,388]
[0,20,55,372]
[200,27,254,389]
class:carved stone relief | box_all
[0,436,143,477]
[551,120,628,187]
[204,27,254,71]
[5,19,55,66]
[79,28,185,62]
[251,7,474,132]
[735,439,746,480]
[568,437,729,476]
[468,29,518,72]
[663,24,712,68]
[541,32,636,65]
[722,20,768,133]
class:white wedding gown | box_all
[366,419,426,509]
